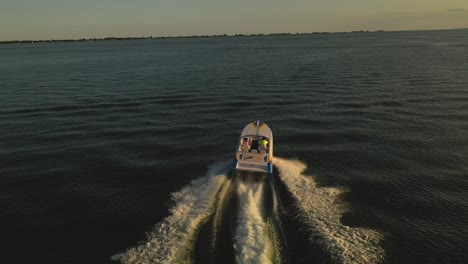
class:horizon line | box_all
[1,27,467,44]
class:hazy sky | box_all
[1,0,468,40]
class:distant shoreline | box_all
[0,30,384,45]
[1,28,466,45]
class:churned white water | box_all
[115,158,384,264]
[116,161,230,264]
[234,178,275,264]
[275,157,385,264]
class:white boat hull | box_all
[232,120,273,174]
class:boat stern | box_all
[233,160,273,174]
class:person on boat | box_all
[241,137,251,152]
[258,137,268,152]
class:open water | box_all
[0,29,467,264]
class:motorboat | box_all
[232,120,273,174]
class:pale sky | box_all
[1,0,468,40]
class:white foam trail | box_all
[275,157,385,264]
[234,178,275,264]
[116,161,231,264]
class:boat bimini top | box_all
[232,120,273,173]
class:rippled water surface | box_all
[1,29,467,264]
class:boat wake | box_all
[274,157,385,264]
[114,161,231,264]
[234,176,276,264]
[114,158,385,264]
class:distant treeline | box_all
[0,30,386,45]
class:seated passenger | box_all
[258,137,268,152]
[241,137,251,152]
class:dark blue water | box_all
[1,29,467,264]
